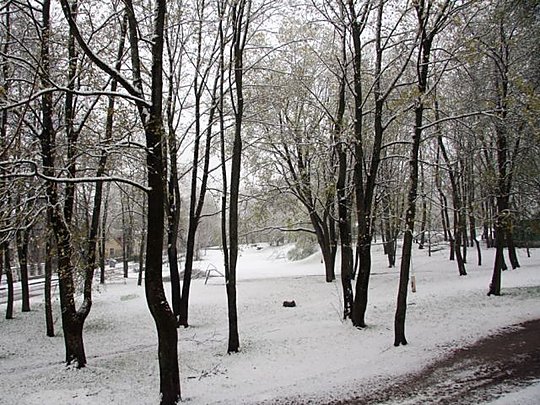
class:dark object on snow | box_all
[283,300,296,307]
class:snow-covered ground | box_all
[0,243,539,404]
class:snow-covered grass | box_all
[0,244,539,404]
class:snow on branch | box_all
[0,160,150,192]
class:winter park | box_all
[0,0,539,404]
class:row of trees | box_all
[1,0,538,403]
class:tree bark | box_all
[224,0,250,354]
[59,0,180,400]
[4,244,14,320]
[44,222,55,337]
[435,101,467,276]
[141,0,181,400]
[16,228,31,311]
[334,32,353,318]
[395,0,451,346]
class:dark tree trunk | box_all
[334,43,353,318]
[394,102,422,346]
[121,198,129,279]
[61,0,180,401]
[99,204,107,284]
[418,197,427,249]
[16,229,31,312]
[140,0,181,400]
[44,0,86,368]
[4,244,14,320]
[436,105,466,276]
[352,241,372,328]
[418,158,427,250]
[220,0,252,354]
[177,20,220,325]
[311,218,336,283]
[488,213,505,296]
[506,227,520,269]
[348,0,387,328]
[167,146,181,321]
[468,183,482,266]
[45,227,55,337]
[435,153,451,244]
[382,194,396,268]
[168,212,181,320]
[395,0,447,346]
[327,209,338,281]
[63,0,79,228]
[394,110,424,345]
[99,185,111,285]
[488,16,514,297]
[63,315,86,365]
[137,198,146,287]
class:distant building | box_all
[104,236,123,259]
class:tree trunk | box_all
[43,0,87,368]
[352,241,371,328]
[45,227,55,337]
[395,1,444,345]
[99,185,110,285]
[506,227,520,269]
[488,213,505,296]
[138,198,146,287]
[99,206,107,284]
[176,10,221,325]
[141,0,181,396]
[63,315,86,365]
[418,197,427,249]
[167,147,181,321]
[4,244,14,320]
[488,17,514,296]
[121,198,129,279]
[382,194,396,268]
[143,95,181,405]
[16,229,31,312]
[334,36,353,318]
[394,102,422,346]
[60,0,180,401]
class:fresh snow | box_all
[1,243,539,404]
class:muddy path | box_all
[337,319,540,404]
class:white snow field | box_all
[1,243,539,404]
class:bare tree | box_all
[60,0,180,401]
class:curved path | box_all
[336,319,540,404]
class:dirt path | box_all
[337,319,540,404]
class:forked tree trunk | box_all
[334,42,353,317]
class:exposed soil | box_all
[336,318,540,404]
